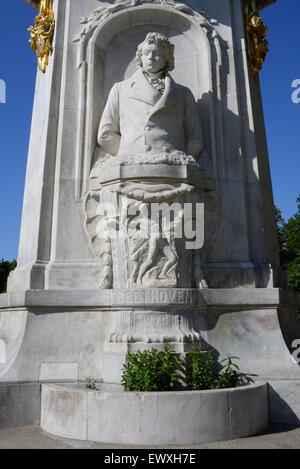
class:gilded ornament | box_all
[28,0,55,73]
[245,1,269,79]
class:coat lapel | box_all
[128,71,178,114]
[150,74,178,116]
[128,70,161,106]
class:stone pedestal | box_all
[1,288,300,426]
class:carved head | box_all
[136,32,175,73]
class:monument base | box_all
[0,288,299,429]
[40,382,268,445]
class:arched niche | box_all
[74,4,226,199]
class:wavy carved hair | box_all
[136,32,175,72]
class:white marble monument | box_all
[0,0,299,436]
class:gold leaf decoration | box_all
[28,0,55,73]
[245,0,269,80]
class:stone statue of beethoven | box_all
[97,32,204,160]
[86,32,209,290]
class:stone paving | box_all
[0,425,299,449]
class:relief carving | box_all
[85,32,214,289]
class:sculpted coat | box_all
[98,69,204,158]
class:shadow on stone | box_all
[268,384,300,426]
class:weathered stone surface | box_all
[0,289,299,393]
[229,383,269,438]
[41,384,87,441]
[267,380,300,426]
[0,309,104,383]
[0,288,299,310]
[39,363,79,381]
[0,383,41,429]
[41,382,269,445]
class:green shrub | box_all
[121,343,182,392]
[121,342,242,392]
[217,357,240,389]
[186,343,240,390]
[186,344,218,390]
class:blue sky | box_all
[261,0,300,222]
[0,0,299,260]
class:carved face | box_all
[141,44,167,74]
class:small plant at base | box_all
[85,377,97,391]
[186,343,219,390]
[217,357,240,389]
[121,343,182,392]
[186,344,242,390]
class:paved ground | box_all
[0,425,299,449]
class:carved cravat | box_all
[144,72,166,95]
